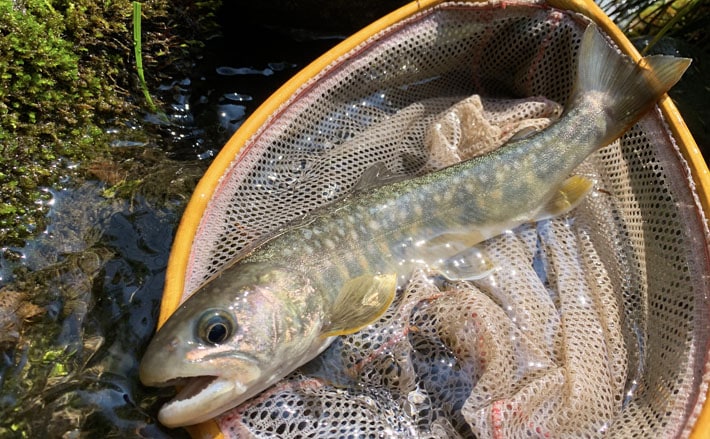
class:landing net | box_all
[175,2,710,437]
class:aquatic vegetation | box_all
[0,1,218,436]
[0,0,221,246]
[133,1,158,113]
[0,247,114,438]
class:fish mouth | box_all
[158,375,252,428]
[171,375,221,403]
[140,347,264,427]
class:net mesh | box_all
[178,2,710,437]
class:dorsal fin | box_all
[352,163,402,192]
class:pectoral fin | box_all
[535,175,593,220]
[321,273,397,337]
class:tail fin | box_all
[572,24,691,142]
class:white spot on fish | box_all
[349,229,360,242]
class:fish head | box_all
[139,262,328,427]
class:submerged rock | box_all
[0,288,44,349]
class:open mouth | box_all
[158,376,247,428]
[171,375,219,403]
[140,349,264,427]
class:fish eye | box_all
[197,310,236,345]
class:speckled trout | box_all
[139,24,690,427]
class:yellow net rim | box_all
[158,1,710,437]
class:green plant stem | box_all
[641,0,700,55]
[132,1,157,112]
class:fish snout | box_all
[139,334,183,387]
[138,347,164,387]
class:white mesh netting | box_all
[178,2,710,437]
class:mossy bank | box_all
[0,0,221,247]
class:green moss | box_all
[0,0,221,246]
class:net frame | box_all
[155,0,710,437]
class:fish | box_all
[139,23,690,428]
